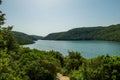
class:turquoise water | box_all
[24,40,120,58]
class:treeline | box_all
[1,32,120,80]
[0,26,120,80]
[13,31,43,45]
[1,0,120,79]
[43,24,120,41]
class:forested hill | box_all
[43,24,120,41]
[13,31,43,45]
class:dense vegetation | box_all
[60,52,120,80]
[13,31,43,45]
[43,24,120,42]
[69,54,120,80]
[1,0,120,80]
[0,1,61,79]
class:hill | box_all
[13,31,43,45]
[43,24,120,41]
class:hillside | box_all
[13,31,43,45]
[43,24,120,41]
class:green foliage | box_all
[46,50,64,67]
[43,24,120,42]
[63,51,85,75]
[0,1,61,79]
[0,47,63,80]
[0,12,5,26]
[1,27,120,80]
[0,26,18,52]
[0,0,1,4]
[0,0,5,26]
[18,49,61,80]
[1,0,120,80]
[69,55,120,80]
[13,31,43,45]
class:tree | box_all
[0,0,1,4]
[0,0,18,52]
[0,0,5,26]
[64,51,83,73]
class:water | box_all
[24,40,120,58]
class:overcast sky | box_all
[1,0,120,36]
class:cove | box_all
[24,40,120,58]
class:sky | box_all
[1,0,120,36]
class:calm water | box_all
[24,40,120,58]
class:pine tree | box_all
[0,0,18,52]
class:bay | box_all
[24,40,120,58]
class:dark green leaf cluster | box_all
[62,51,85,75]
[0,0,5,26]
[0,26,18,52]
[67,55,120,80]
[0,47,63,80]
